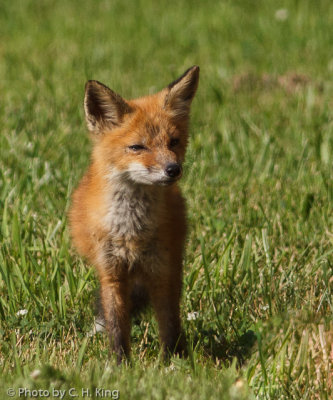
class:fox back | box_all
[69,66,199,362]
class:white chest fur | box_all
[98,175,168,272]
[102,178,160,238]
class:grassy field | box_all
[0,0,332,398]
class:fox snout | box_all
[123,148,184,186]
[165,163,182,178]
[126,160,182,186]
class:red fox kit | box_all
[69,66,199,362]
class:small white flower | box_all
[16,309,28,316]
[30,369,41,379]
[87,317,105,337]
[275,9,289,21]
[234,379,245,389]
[95,317,105,332]
[165,363,176,372]
[187,311,199,321]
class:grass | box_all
[0,0,332,398]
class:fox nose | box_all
[165,163,181,178]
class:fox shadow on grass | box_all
[190,326,257,366]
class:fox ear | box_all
[164,65,199,120]
[84,80,132,134]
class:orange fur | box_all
[69,66,199,362]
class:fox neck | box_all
[102,168,163,237]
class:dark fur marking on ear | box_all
[167,66,196,90]
[166,65,200,105]
[84,80,132,134]
[86,79,113,92]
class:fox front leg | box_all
[99,274,131,363]
[148,278,187,358]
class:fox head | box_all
[84,66,199,186]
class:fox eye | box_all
[128,144,146,151]
[170,138,180,147]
